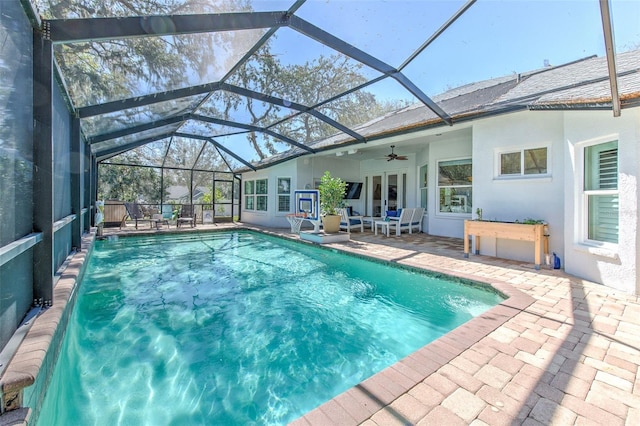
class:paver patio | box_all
[7,222,637,426]
[263,225,640,425]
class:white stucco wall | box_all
[472,111,565,263]
[240,164,292,228]
[427,131,473,238]
[564,109,639,294]
[241,155,361,228]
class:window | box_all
[277,177,291,213]
[419,164,428,209]
[244,180,254,210]
[244,178,268,211]
[438,159,472,214]
[499,147,548,176]
[256,179,268,211]
[584,141,618,244]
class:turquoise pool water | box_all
[35,231,503,425]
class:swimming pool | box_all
[33,231,504,425]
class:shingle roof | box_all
[348,49,640,141]
[248,49,640,170]
[494,50,640,106]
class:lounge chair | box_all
[388,208,414,236]
[410,207,425,234]
[122,202,152,229]
[176,204,196,228]
[337,207,364,232]
[161,204,174,221]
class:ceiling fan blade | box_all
[396,156,408,160]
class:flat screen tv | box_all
[344,182,363,199]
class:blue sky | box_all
[287,0,640,99]
[214,0,640,160]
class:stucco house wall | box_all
[242,156,361,228]
[472,111,565,263]
[563,109,640,294]
[426,130,473,239]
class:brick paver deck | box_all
[3,222,639,426]
[279,228,640,426]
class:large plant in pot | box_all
[318,171,346,233]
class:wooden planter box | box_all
[464,220,548,269]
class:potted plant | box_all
[318,171,346,233]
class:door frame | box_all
[365,170,407,217]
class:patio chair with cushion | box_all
[410,207,425,233]
[388,208,414,236]
[337,207,364,232]
[176,204,196,228]
[122,202,152,229]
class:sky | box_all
[204,0,640,161]
[288,0,640,99]
[44,0,640,162]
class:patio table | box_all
[374,220,391,237]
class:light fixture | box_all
[335,151,345,156]
[347,149,358,155]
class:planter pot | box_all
[322,214,341,234]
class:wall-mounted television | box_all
[344,182,363,199]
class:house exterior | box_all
[241,51,640,295]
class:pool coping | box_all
[288,275,534,425]
[0,225,533,425]
[0,231,96,423]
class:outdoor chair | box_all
[122,202,152,229]
[388,208,414,236]
[176,204,196,228]
[410,207,425,233]
[337,207,364,232]
[161,204,174,221]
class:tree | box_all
[98,153,163,202]
[35,0,254,107]
[224,51,408,159]
[37,0,410,164]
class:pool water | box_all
[35,231,503,425]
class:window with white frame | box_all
[256,178,268,211]
[584,141,618,244]
[438,159,472,214]
[244,178,268,211]
[499,147,548,177]
[419,164,428,209]
[277,177,291,213]
[244,180,254,210]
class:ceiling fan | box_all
[383,145,408,161]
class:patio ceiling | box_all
[28,0,629,173]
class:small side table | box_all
[374,220,390,237]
